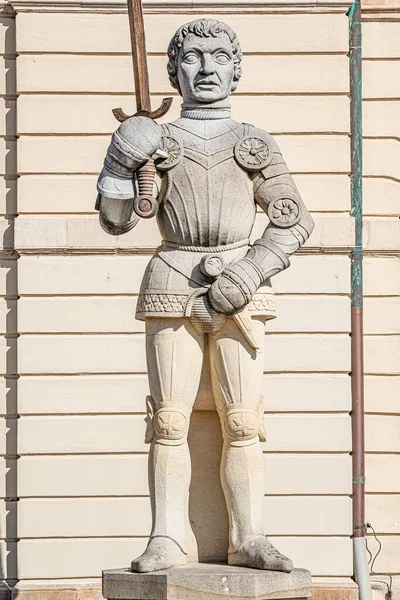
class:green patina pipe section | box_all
[349,0,363,308]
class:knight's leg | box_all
[131,318,204,573]
[209,318,293,572]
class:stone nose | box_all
[200,53,215,75]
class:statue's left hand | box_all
[208,260,259,315]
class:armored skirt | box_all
[136,239,276,321]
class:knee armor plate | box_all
[153,406,189,444]
[223,406,260,446]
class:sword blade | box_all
[127,0,151,113]
[113,0,172,121]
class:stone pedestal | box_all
[102,564,312,600]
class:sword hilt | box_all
[200,254,260,351]
[113,98,173,219]
[200,255,224,279]
[133,159,159,219]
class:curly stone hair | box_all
[167,19,243,95]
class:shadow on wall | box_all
[0,8,18,600]
[187,340,229,563]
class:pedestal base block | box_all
[102,564,312,600]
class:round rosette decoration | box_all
[267,197,302,228]
[156,135,183,171]
[234,136,273,171]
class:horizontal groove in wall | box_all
[365,332,400,337]
[16,534,352,539]
[16,575,357,582]
[17,131,351,137]
[10,4,354,10]
[17,170,351,175]
[16,293,398,299]
[366,412,400,416]
[367,491,400,495]
[16,371,354,377]
[16,577,102,583]
[18,493,352,499]
[16,51,349,57]
[365,450,400,456]
[17,332,352,337]
[364,134,400,140]
[18,451,352,457]
[17,172,352,178]
[17,410,352,417]
[363,97,400,101]
[17,292,352,297]
[16,210,352,216]
[18,91,351,97]
[363,175,400,183]
[9,4,355,11]
[16,331,353,336]
[15,248,358,256]
[363,56,400,61]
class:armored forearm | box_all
[96,116,162,235]
[244,153,315,280]
[209,151,314,315]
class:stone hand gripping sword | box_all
[113,0,172,218]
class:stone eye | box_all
[215,53,230,65]
[183,53,199,64]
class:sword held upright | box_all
[113,0,172,218]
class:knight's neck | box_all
[180,100,231,120]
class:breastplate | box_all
[155,118,256,247]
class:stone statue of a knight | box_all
[96,19,314,574]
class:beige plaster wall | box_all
[0,0,397,596]
[361,8,400,589]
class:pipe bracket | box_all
[353,476,366,484]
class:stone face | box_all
[102,565,312,600]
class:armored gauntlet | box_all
[97,116,162,201]
[96,117,162,235]
[208,240,290,314]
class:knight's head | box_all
[167,19,242,104]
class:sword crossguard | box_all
[112,98,173,123]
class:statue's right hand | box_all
[97,117,162,202]
[108,116,162,171]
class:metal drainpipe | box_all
[349,1,372,598]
